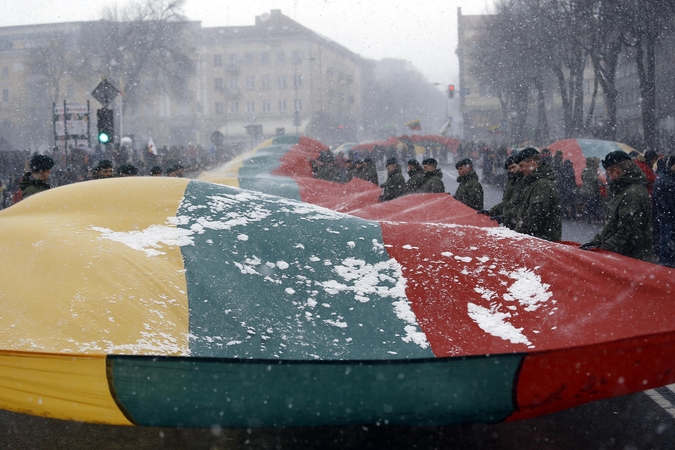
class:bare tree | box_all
[79,0,195,117]
[616,0,675,150]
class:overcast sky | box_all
[1,0,493,86]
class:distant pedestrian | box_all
[357,157,379,185]
[581,151,653,261]
[454,158,483,210]
[513,148,562,241]
[635,149,658,196]
[652,155,675,267]
[579,157,603,223]
[420,158,445,193]
[19,154,54,199]
[379,158,406,202]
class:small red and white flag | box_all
[147,137,158,156]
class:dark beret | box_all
[516,147,539,163]
[422,158,437,166]
[385,157,398,166]
[504,155,518,169]
[30,154,54,172]
[602,150,632,169]
[455,158,472,169]
[407,159,420,166]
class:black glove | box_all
[580,243,598,251]
[477,210,490,215]
[490,215,504,224]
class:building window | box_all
[261,53,269,65]
[294,99,302,111]
[229,77,239,90]
[229,54,238,66]
[246,101,255,112]
[230,101,239,113]
[276,51,285,64]
[244,53,254,64]
[1,67,8,78]
[278,99,287,112]
[246,76,255,89]
[277,75,287,89]
[215,102,224,114]
[261,75,270,89]
[292,50,302,63]
[262,100,271,112]
[66,85,74,99]
[293,74,302,88]
[214,78,223,92]
[214,54,223,67]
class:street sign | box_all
[91,79,120,107]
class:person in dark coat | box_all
[356,157,379,185]
[579,157,604,223]
[651,155,675,267]
[454,158,483,210]
[313,153,341,182]
[406,159,426,194]
[420,158,445,193]
[581,151,653,261]
[513,148,562,241]
[19,154,54,199]
[379,158,406,202]
[480,154,523,229]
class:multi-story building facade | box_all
[0,10,368,151]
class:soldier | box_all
[581,151,653,261]
[19,154,54,199]
[480,153,523,229]
[420,158,445,193]
[405,159,426,194]
[513,148,562,241]
[379,158,406,202]
[454,158,483,210]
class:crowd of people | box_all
[0,142,241,208]
[312,143,675,269]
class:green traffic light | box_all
[98,132,110,144]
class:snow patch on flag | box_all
[91,225,194,257]
[467,303,532,346]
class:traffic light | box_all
[448,85,455,99]
[97,108,114,144]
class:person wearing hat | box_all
[479,153,523,228]
[405,159,425,193]
[165,164,185,178]
[117,164,139,177]
[420,157,445,193]
[150,166,163,177]
[453,158,483,210]
[512,147,562,241]
[91,159,114,180]
[313,153,340,182]
[19,154,55,199]
[652,155,675,267]
[379,158,406,202]
[580,150,653,261]
[356,157,379,185]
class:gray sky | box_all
[2,0,493,86]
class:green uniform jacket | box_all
[19,173,51,199]
[589,164,653,261]
[454,170,484,210]
[420,169,445,193]
[514,162,562,241]
[380,166,407,202]
[489,172,524,229]
[406,166,426,194]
